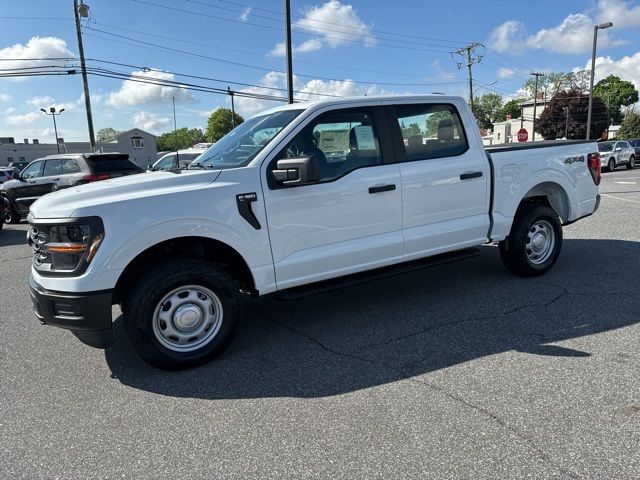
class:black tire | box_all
[607,158,616,172]
[3,200,20,224]
[498,204,563,277]
[627,155,635,169]
[123,258,241,370]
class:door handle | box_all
[52,178,60,181]
[460,171,483,180]
[27,179,36,183]
[368,184,396,194]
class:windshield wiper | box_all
[187,163,216,170]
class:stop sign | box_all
[517,128,528,142]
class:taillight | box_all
[587,153,601,186]
[82,174,111,182]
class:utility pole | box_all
[564,107,570,139]
[452,43,483,110]
[283,0,294,104]
[73,0,95,149]
[228,86,236,128]
[530,72,544,141]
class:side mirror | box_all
[615,147,622,152]
[272,156,321,186]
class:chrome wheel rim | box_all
[152,285,223,352]
[526,220,555,265]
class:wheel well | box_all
[114,236,256,304]
[518,182,570,223]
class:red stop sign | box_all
[517,128,528,142]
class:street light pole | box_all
[40,107,65,154]
[586,21,613,140]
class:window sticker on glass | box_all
[354,126,375,150]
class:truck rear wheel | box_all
[123,258,240,370]
[498,204,562,277]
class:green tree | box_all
[205,108,244,142]
[401,122,421,137]
[156,127,204,151]
[617,107,640,139]
[568,70,590,93]
[519,73,571,99]
[498,99,521,121]
[472,93,503,129]
[536,89,609,140]
[593,75,639,125]
[96,127,121,142]
[425,110,452,137]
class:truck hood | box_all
[29,170,221,219]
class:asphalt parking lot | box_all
[1,169,639,479]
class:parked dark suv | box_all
[1,153,143,223]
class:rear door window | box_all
[393,104,468,161]
[43,159,62,177]
[86,155,142,173]
[61,159,81,174]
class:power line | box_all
[131,0,455,54]
[89,21,446,80]
[83,27,467,87]
[188,0,469,45]
[182,0,464,50]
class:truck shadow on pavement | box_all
[105,239,640,399]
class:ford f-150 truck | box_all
[27,95,601,369]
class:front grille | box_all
[28,225,50,266]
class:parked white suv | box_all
[598,140,636,171]
[27,95,601,369]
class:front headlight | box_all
[28,217,104,276]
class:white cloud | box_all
[527,13,624,54]
[0,93,10,102]
[0,37,73,72]
[233,71,389,117]
[488,2,631,55]
[132,111,171,133]
[4,107,15,114]
[597,0,640,29]
[488,20,527,54]
[577,51,640,91]
[239,6,252,21]
[105,70,194,108]
[497,67,516,79]
[268,1,374,56]
[269,39,323,57]
[6,112,40,125]
[26,95,54,107]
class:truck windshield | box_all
[190,109,303,170]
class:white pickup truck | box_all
[27,95,601,369]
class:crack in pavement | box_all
[251,301,585,479]
[354,289,571,352]
[406,375,583,480]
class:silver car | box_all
[598,140,636,171]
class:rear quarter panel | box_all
[489,142,599,240]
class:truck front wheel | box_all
[123,259,240,369]
[498,204,563,277]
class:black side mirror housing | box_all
[272,156,321,186]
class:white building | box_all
[0,128,157,168]
[489,96,548,145]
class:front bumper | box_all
[29,273,114,348]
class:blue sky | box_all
[1,0,639,142]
